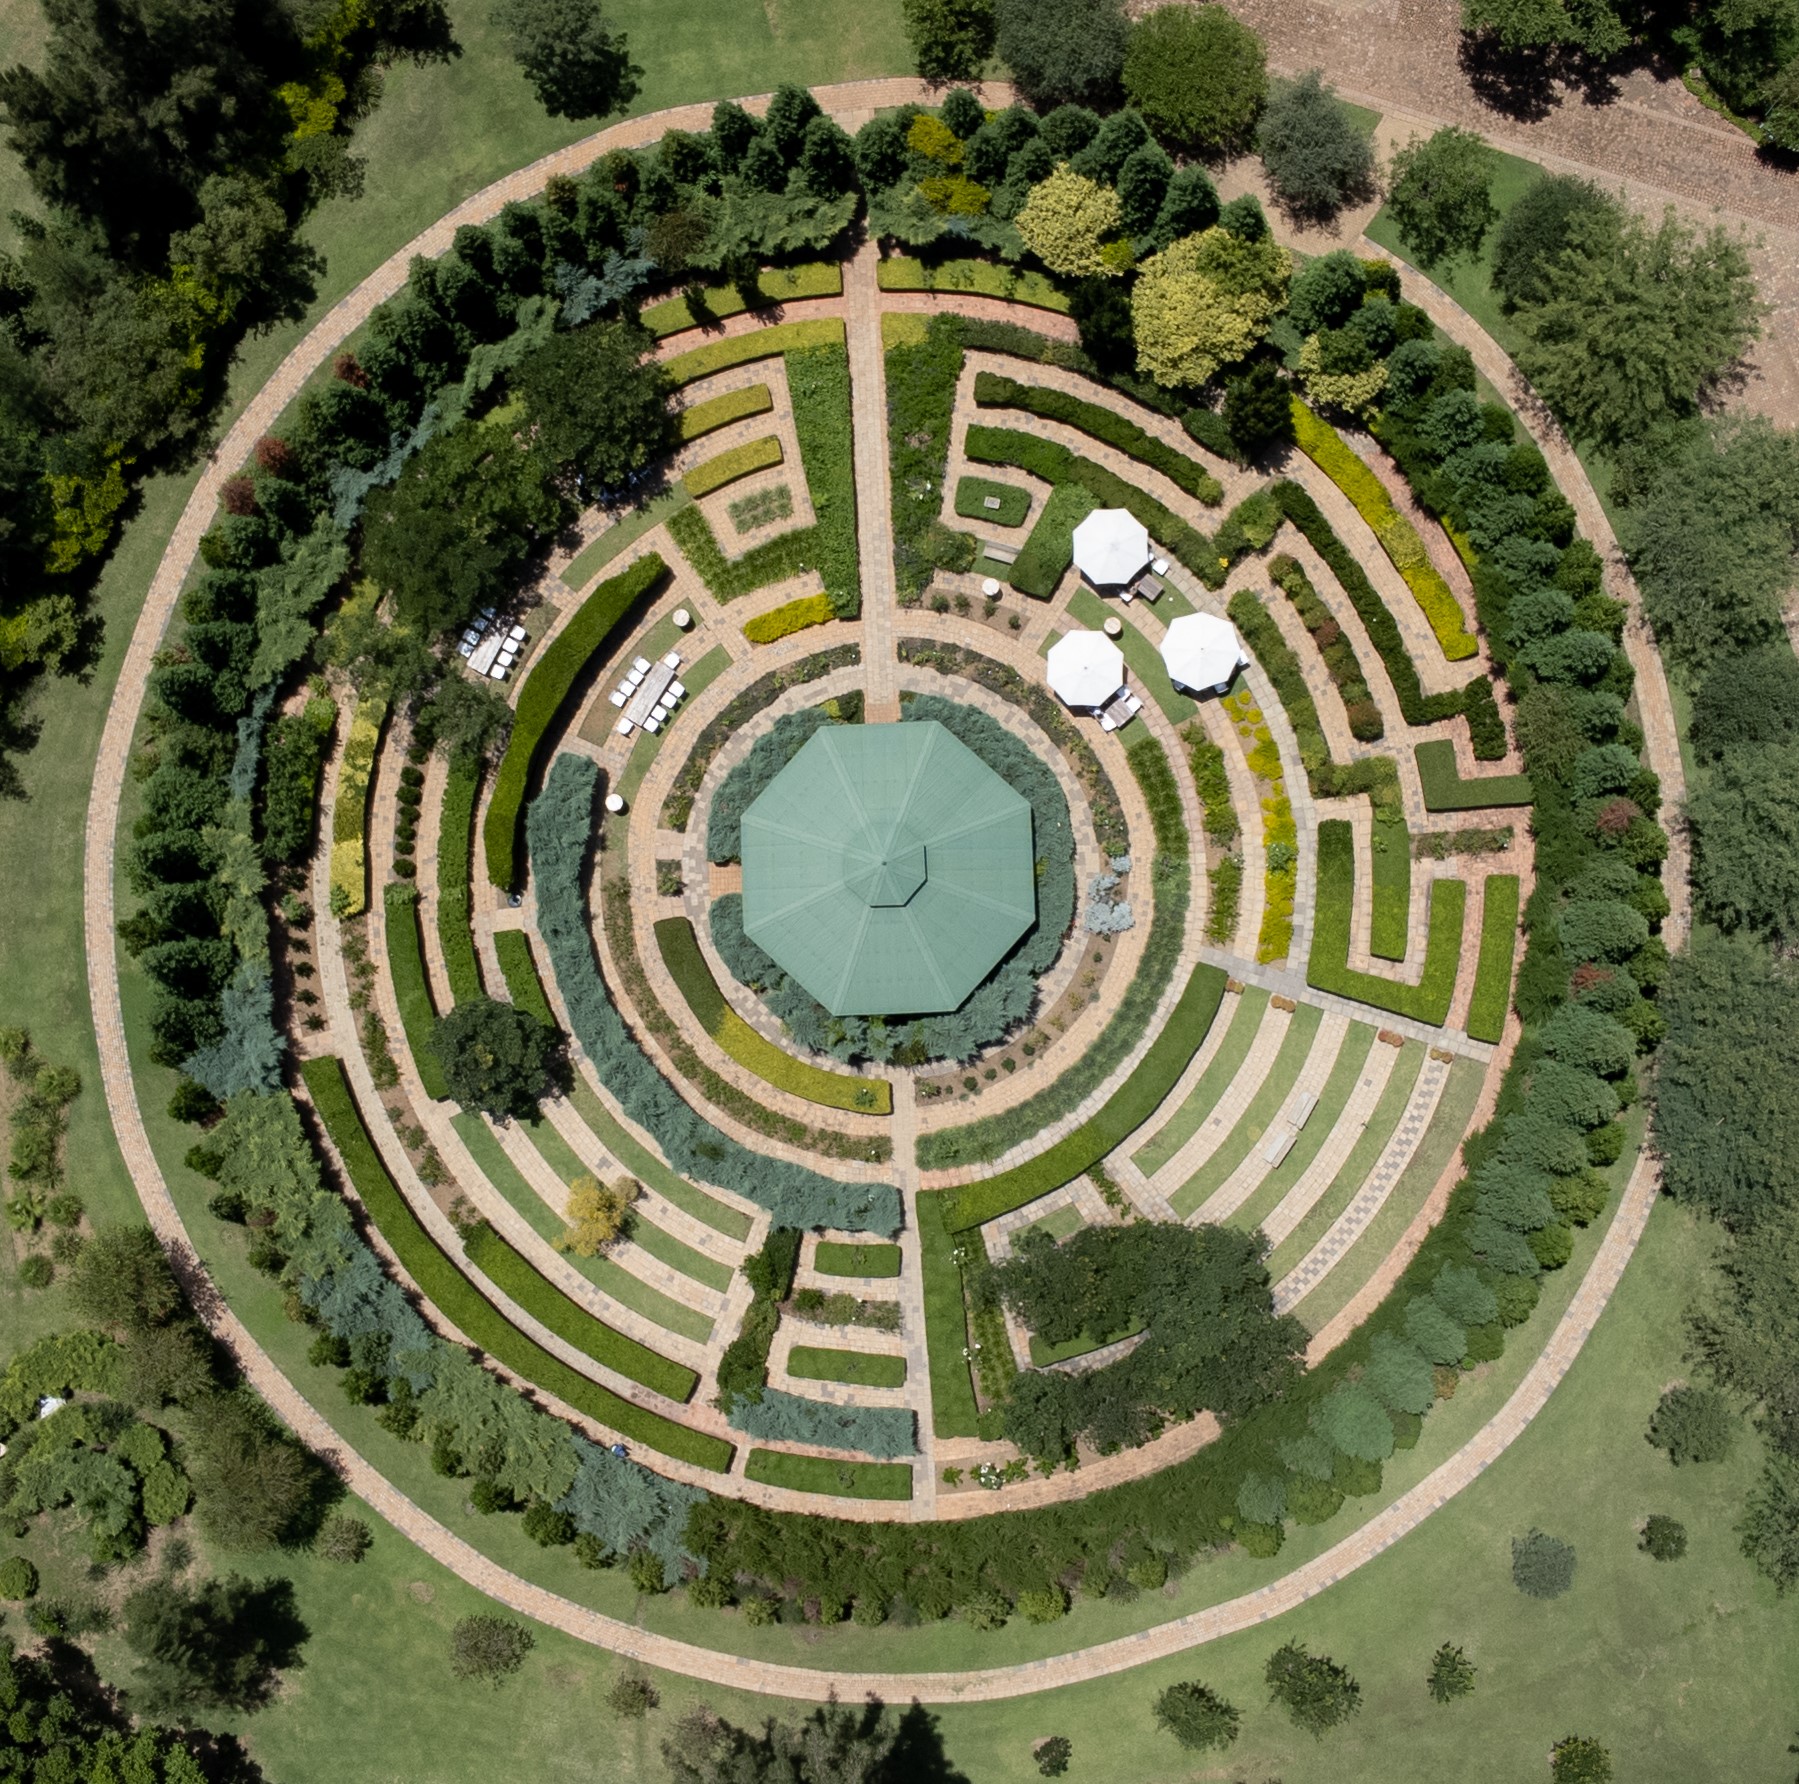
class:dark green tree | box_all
[449,1613,536,1686]
[430,994,561,1119]
[1551,1734,1614,1783]
[1034,1733,1072,1776]
[901,0,996,81]
[1646,1383,1736,1465]
[1691,646,1799,762]
[68,1223,183,1333]
[1461,0,1627,57]
[1255,70,1374,220]
[1490,175,1615,310]
[1511,1528,1576,1598]
[122,1573,308,1718]
[1426,1641,1476,1702]
[1739,1454,1799,1592]
[1264,1641,1362,1737]
[1640,1514,1687,1560]
[1152,1679,1241,1750]
[993,0,1128,107]
[1224,359,1295,457]
[660,1694,931,1783]
[515,318,673,494]
[489,0,640,121]
[183,1389,321,1550]
[1688,740,1799,945]
[1123,3,1267,152]
[1067,277,1135,373]
[1385,127,1498,267]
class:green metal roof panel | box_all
[739,721,1036,1016]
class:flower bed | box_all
[683,435,783,498]
[678,382,774,444]
[662,316,846,386]
[741,591,836,645]
[642,263,842,337]
[1465,875,1521,1043]
[1290,400,1477,660]
[483,552,668,890]
[1415,739,1532,811]
[382,884,447,1100]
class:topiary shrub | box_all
[1152,1679,1241,1751]
[1647,1384,1735,1465]
[1639,1514,1686,1561]
[1511,1528,1576,1598]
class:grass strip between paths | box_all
[813,1241,902,1279]
[786,1345,908,1389]
[1466,875,1521,1044]
[743,1449,913,1500]
[1132,986,1269,1176]
[298,1056,730,1471]
[383,885,446,1100]
[492,929,556,1028]
[1415,739,1533,811]
[916,1192,980,1439]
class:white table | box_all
[622,661,676,729]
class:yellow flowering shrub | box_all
[1015,166,1125,279]
[1131,227,1292,388]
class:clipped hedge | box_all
[973,369,1224,505]
[742,592,836,646]
[528,753,901,1234]
[1466,875,1521,1043]
[1415,739,1532,811]
[684,435,783,498]
[1308,820,1466,1025]
[876,255,1070,312]
[436,753,483,1002]
[1291,400,1477,660]
[1269,552,1382,741]
[461,1221,698,1403]
[662,317,845,387]
[678,382,774,443]
[382,883,446,1100]
[642,263,842,337]
[493,928,555,1027]
[743,1449,913,1500]
[652,917,891,1114]
[943,963,1228,1229]
[297,1055,731,1470]
[483,551,667,890]
[1010,481,1097,599]
[328,696,385,917]
[727,1388,915,1458]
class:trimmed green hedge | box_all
[1010,481,1097,599]
[743,1449,913,1500]
[1466,874,1521,1043]
[678,382,773,443]
[493,929,555,1027]
[973,369,1224,506]
[786,1345,907,1388]
[652,917,891,1114]
[461,1222,698,1404]
[917,1193,980,1438]
[662,316,845,385]
[813,1241,902,1279]
[483,552,667,890]
[297,1055,731,1470]
[954,476,1031,528]
[382,884,446,1100]
[684,435,783,498]
[943,965,1227,1229]
[1415,740,1532,811]
[1307,820,1466,1026]
[642,263,842,337]
[436,754,483,1002]
[742,592,836,646]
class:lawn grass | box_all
[1132,987,1269,1176]
[1414,738,1533,811]
[642,263,842,336]
[1370,816,1412,962]
[1169,1001,1323,1219]
[559,489,695,592]
[917,1191,980,1439]
[785,1344,908,1388]
[1465,874,1521,1044]
[1067,586,1196,722]
[384,885,448,1100]
[451,1112,713,1345]
[493,928,557,1027]
[954,475,1032,528]
[743,1449,914,1500]
[813,1241,903,1278]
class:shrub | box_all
[1257,70,1375,220]
[994,0,1128,106]
[483,552,665,888]
[0,1557,39,1600]
[683,434,782,500]
[429,995,558,1121]
[1386,126,1498,267]
[1015,166,1124,280]
[449,1614,534,1687]
[316,1515,372,1563]
[1511,1528,1576,1598]
[1153,1679,1241,1750]
[437,754,484,1002]
[1132,227,1291,389]
[1426,1641,1476,1702]
[1124,5,1266,153]
[606,1672,660,1718]
[522,1501,575,1547]
[678,382,774,442]
[1015,1585,1068,1623]
[1265,1641,1361,1736]
[384,885,446,1100]
[1312,1382,1395,1461]
[662,318,845,386]
[727,1389,916,1460]
[1640,1514,1687,1561]
[742,592,836,645]
[1550,1736,1614,1784]
[1647,1384,1735,1465]
[18,1254,53,1288]
[1034,1734,1072,1777]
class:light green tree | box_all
[1015,165,1125,278]
[1131,226,1290,388]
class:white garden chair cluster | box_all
[458,609,528,680]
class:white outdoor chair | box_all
[1100,714,1116,732]
[644,714,662,733]
[652,701,673,723]
[633,655,652,674]
[608,690,627,708]
[507,624,527,643]
[1125,694,1144,715]
[616,716,634,735]
[625,666,646,687]
[668,680,685,699]
[663,650,681,669]
[457,640,475,659]
[1119,586,1135,603]
[488,663,508,681]
[497,647,518,667]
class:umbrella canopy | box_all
[1047,630,1126,709]
[1161,612,1247,694]
[1072,508,1151,587]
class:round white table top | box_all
[672,608,692,628]
[1103,616,1123,638]
[604,793,627,814]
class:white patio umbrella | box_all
[1161,612,1248,694]
[1071,508,1151,588]
[1047,630,1126,709]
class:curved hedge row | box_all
[482,552,667,891]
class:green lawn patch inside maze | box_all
[493,928,556,1027]
[641,263,842,337]
[652,917,891,1114]
[786,1345,908,1388]
[564,1080,752,1241]
[1466,874,1521,1043]
[297,1057,729,1471]
[813,1241,902,1278]
[954,475,1031,528]
[1370,817,1412,963]
[558,490,693,594]
[876,255,1070,312]
[917,1191,980,1438]
[436,755,483,1004]
[383,885,446,1100]
[1028,1319,1143,1368]
[1066,587,1195,721]
[662,316,846,386]
[1308,820,1466,1027]
[943,964,1229,1231]
[462,1220,701,1401]
[1415,739,1533,811]
[678,382,774,444]
[743,1449,914,1500]
[1169,1001,1322,1220]
[1019,1203,1084,1245]
[451,1112,713,1345]
[1132,987,1268,1175]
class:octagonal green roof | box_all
[739,720,1036,1017]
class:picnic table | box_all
[1098,689,1141,732]
[623,660,675,728]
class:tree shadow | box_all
[872,1701,972,1784]
[1458,33,1564,122]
